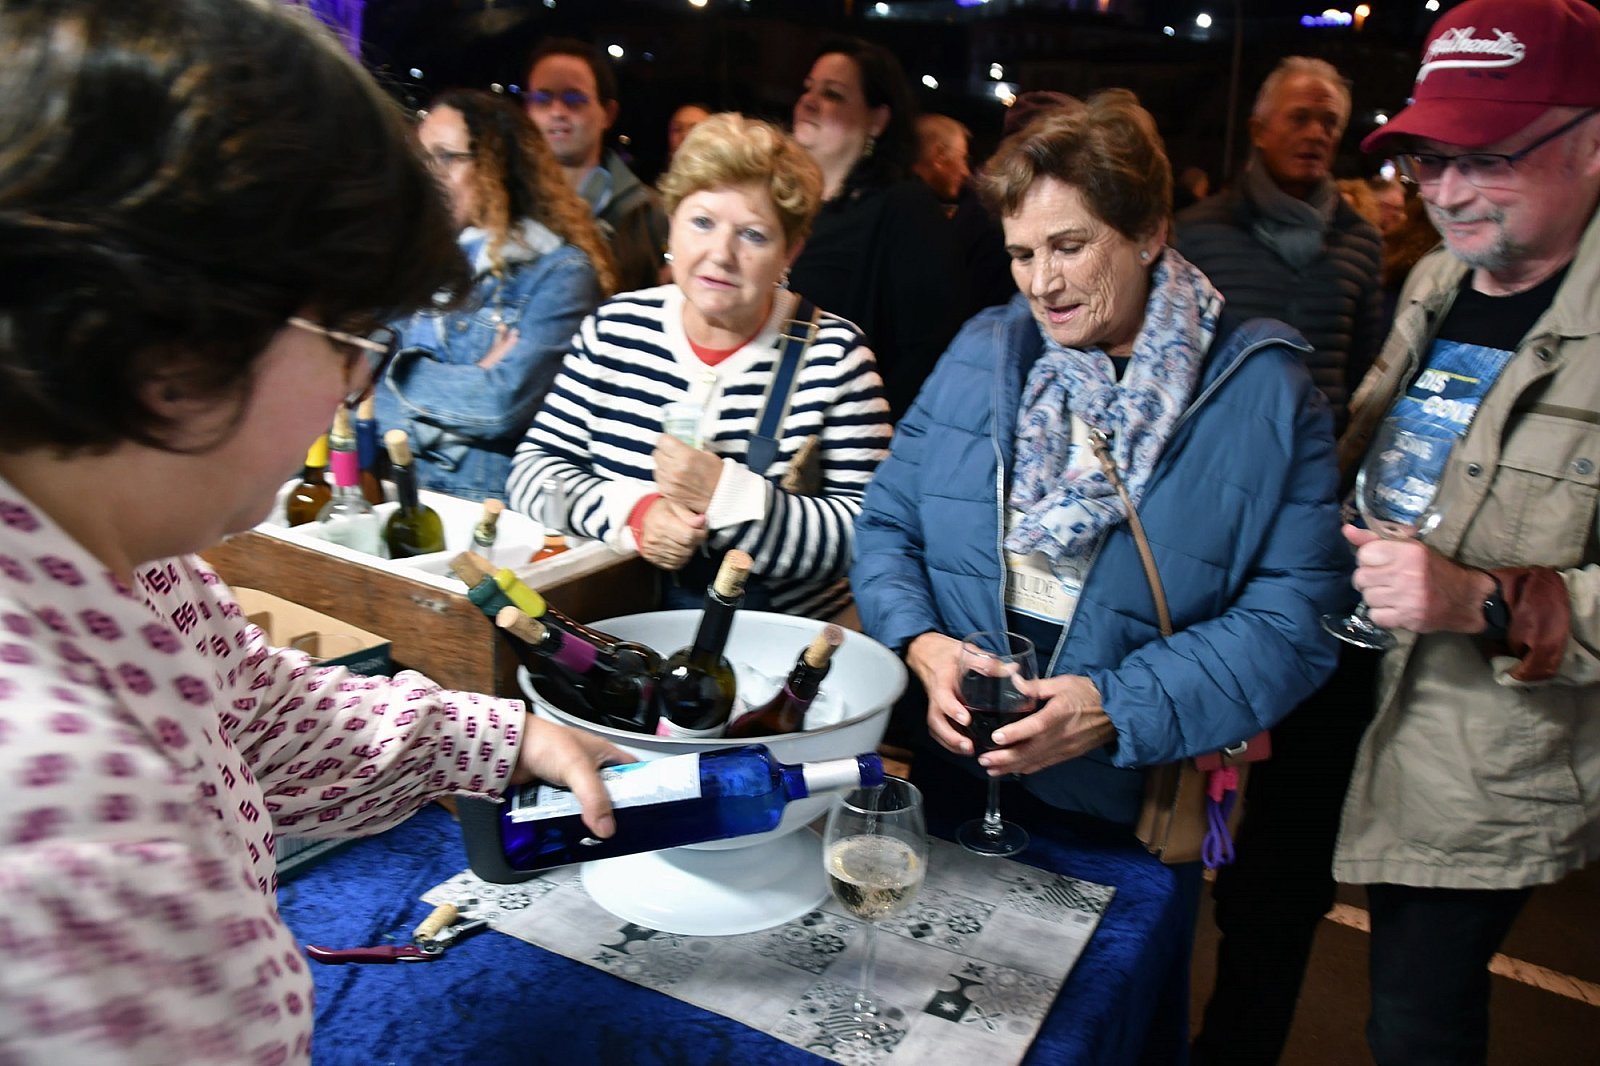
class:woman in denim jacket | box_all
[376,89,615,501]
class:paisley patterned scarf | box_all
[1005,248,1223,564]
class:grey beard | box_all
[1426,201,1517,273]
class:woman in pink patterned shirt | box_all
[0,2,625,1062]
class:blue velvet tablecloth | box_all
[277,778,1196,1066]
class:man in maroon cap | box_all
[1333,1,1600,1061]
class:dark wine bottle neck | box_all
[689,591,738,660]
[393,464,421,512]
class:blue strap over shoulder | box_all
[746,298,818,476]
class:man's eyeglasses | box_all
[525,88,593,110]
[424,147,475,173]
[1397,108,1598,190]
[287,317,401,405]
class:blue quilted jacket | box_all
[852,293,1351,823]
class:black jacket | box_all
[789,179,963,422]
[1175,183,1384,433]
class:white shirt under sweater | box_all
[0,477,525,1063]
[509,285,892,618]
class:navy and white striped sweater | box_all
[508,285,892,618]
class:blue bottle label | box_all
[508,753,702,822]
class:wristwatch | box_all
[1481,573,1511,640]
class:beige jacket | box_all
[1333,205,1600,889]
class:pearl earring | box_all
[663,251,674,263]
[777,269,791,290]
[1139,250,1151,261]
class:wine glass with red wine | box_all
[955,630,1039,857]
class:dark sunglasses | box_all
[525,88,593,109]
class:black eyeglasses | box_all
[1397,108,1598,190]
[287,317,401,405]
[424,147,475,173]
[525,88,593,110]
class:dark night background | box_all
[342,0,1498,187]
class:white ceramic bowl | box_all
[525,609,905,845]
[525,609,907,936]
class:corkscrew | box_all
[304,901,490,964]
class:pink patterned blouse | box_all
[0,481,525,1063]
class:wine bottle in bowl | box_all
[497,745,884,872]
[726,625,843,738]
[655,550,752,739]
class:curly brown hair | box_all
[978,89,1172,244]
[0,0,470,455]
[431,89,616,295]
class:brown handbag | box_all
[1087,430,1267,866]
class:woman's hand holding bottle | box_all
[636,496,707,571]
[511,715,628,840]
[652,433,723,514]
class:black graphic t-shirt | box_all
[1371,268,1567,522]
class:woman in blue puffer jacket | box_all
[376,89,615,501]
[852,91,1349,849]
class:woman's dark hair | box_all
[0,0,470,454]
[429,89,616,294]
[978,89,1172,244]
[813,36,919,193]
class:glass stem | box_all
[855,920,879,1013]
[982,776,1004,837]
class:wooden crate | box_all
[201,533,656,697]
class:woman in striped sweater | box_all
[508,114,892,618]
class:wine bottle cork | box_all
[383,429,414,468]
[495,605,547,645]
[357,395,377,421]
[803,625,844,669]
[712,549,753,599]
[330,404,354,443]
[411,902,458,942]
[495,568,548,617]
[478,498,504,529]
[449,550,496,589]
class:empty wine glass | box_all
[954,630,1039,857]
[823,776,928,1042]
[1322,417,1449,649]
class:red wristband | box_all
[627,493,661,545]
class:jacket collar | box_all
[1547,203,1600,338]
[458,218,561,277]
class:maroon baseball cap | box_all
[1363,0,1600,152]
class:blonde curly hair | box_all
[660,113,823,249]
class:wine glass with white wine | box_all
[823,776,928,1043]
[1322,417,1449,649]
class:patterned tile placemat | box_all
[423,836,1114,1066]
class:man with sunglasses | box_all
[525,37,667,292]
[1333,1,1600,1062]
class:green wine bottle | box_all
[382,429,445,558]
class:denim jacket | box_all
[376,219,602,502]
